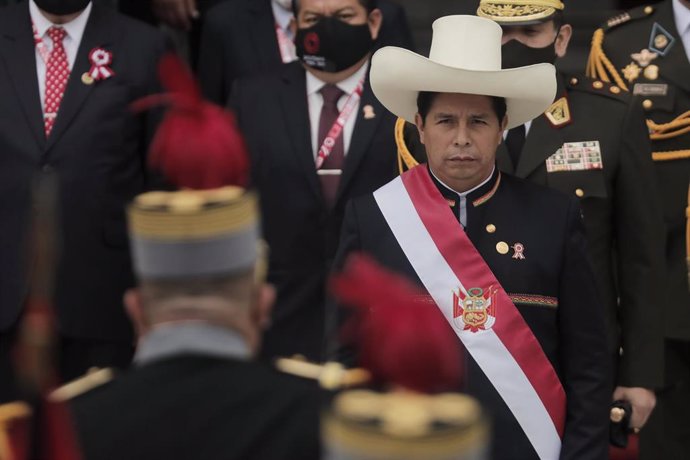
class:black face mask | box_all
[34,0,90,15]
[295,16,374,73]
[501,39,557,69]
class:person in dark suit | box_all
[473,0,666,438]
[68,189,321,460]
[231,0,401,362]
[199,0,414,105]
[330,15,611,460]
[0,0,168,387]
[586,1,690,457]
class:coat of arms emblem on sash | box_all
[453,286,497,332]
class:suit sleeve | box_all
[322,200,362,364]
[613,98,665,388]
[197,10,229,106]
[559,198,611,460]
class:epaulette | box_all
[566,75,629,103]
[601,5,656,32]
[48,368,114,402]
[275,356,370,390]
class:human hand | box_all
[613,386,657,432]
[152,0,199,31]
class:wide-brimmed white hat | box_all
[370,15,556,129]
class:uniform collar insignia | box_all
[648,22,675,56]
[544,96,571,128]
[631,48,658,67]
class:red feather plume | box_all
[330,253,463,393]
[132,54,249,189]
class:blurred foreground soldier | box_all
[232,0,400,361]
[330,15,610,460]
[0,0,168,391]
[199,0,414,105]
[473,0,665,440]
[64,56,321,460]
[586,1,690,458]
[324,255,489,460]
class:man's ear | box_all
[124,288,149,340]
[554,24,572,58]
[368,8,383,41]
[415,113,426,145]
[252,283,276,331]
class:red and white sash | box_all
[373,165,566,460]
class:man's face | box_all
[501,20,572,58]
[296,0,380,39]
[415,93,506,191]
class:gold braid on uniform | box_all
[586,29,629,91]
[647,111,690,161]
[395,117,419,174]
[0,402,31,460]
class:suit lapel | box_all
[249,0,283,69]
[495,142,514,174]
[279,63,321,198]
[655,1,690,93]
[46,5,118,152]
[336,79,384,203]
[0,3,46,152]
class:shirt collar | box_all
[306,60,369,97]
[271,0,294,32]
[133,322,251,366]
[29,0,92,41]
[674,0,690,35]
[430,165,497,199]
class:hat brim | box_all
[370,47,557,129]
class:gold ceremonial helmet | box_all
[477,0,565,25]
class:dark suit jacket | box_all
[0,3,167,341]
[597,1,690,341]
[231,61,399,360]
[71,355,321,460]
[331,168,611,460]
[496,73,666,389]
[198,0,414,105]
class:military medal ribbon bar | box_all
[374,166,566,460]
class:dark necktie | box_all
[317,84,345,209]
[505,124,526,169]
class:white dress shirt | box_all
[306,61,369,158]
[29,0,92,113]
[271,0,294,40]
[673,0,690,62]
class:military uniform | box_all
[587,2,690,457]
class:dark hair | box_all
[416,91,507,124]
[551,11,565,31]
[292,0,378,15]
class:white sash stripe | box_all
[374,177,561,460]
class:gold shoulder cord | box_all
[586,29,629,91]
[0,402,31,460]
[395,117,420,175]
[587,29,690,160]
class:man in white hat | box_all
[329,15,610,460]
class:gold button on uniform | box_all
[81,72,95,85]
[496,241,509,255]
[486,224,496,234]
[575,188,585,198]
[643,99,653,110]
[570,77,578,86]
[610,86,621,94]
[644,6,654,14]
[593,81,604,89]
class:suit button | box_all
[575,188,585,198]
[41,164,54,173]
[642,99,653,110]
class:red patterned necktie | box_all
[44,26,70,137]
[317,84,345,209]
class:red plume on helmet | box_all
[330,254,463,393]
[132,54,249,189]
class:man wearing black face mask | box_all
[0,0,168,397]
[474,0,666,447]
[197,0,413,106]
[231,0,401,362]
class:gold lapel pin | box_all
[81,72,95,85]
[496,241,509,255]
[363,105,376,120]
